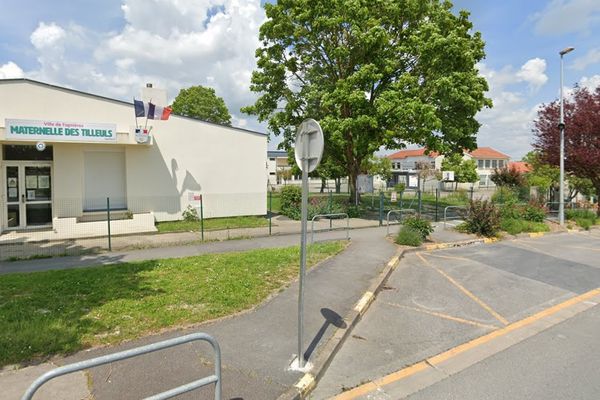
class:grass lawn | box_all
[156,215,269,233]
[0,241,346,367]
[500,218,550,235]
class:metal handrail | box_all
[310,213,350,244]
[386,209,416,235]
[22,332,221,400]
[443,206,467,229]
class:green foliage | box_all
[394,183,406,193]
[491,166,525,188]
[157,216,268,233]
[403,216,434,239]
[522,204,546,222]
[364,156,393,181]
[464,200,501,237]
[491,187,518,204]
[182,205,199,222]
[565,209,597,230]
[395,226,423,247]
[441,154,479,184]
[171,85,232,125]
[500,219,549,235]
[280,185,302,219]
[446,189,470,204]
[243,0,491,202]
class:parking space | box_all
[311,232,600,399]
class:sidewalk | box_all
[0,215,380,261]
[1,226,397,399]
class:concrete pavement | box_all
[311,231,600,399]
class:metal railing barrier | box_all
[22,332,221,400]
[310,213,350,244]
[443,206,468,229]
[386,209,416,235]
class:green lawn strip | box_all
[0,241,346,367]
[156,215,269,233]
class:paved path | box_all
[311,230,600,399]
[2,226,397,400]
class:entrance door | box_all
[4,164,52,228]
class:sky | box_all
[0,0,599,160]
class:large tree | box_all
[243,0,491,201]
[441,153,478,190]
[171,85,232,126]
[533,85,600,214]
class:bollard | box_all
[106,197,112,251]
[379,191,384,226]
[269,191,272,235]
[435,188,439,222]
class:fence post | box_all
[435,188,439,222]
[418,189,422,216]
[200,195,205,241]
[106,197,112,251]
[329,190,333,230]
[470,186,474,201]
[400,190,403,210]
[269,190,272,235]
[379,191,384,226]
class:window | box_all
[498,160,505,168]
[492,160,497,168]
[478,160,484,168]
[3,144,53,161]
[269,158,275,161]
[479,175,487,185]
[269,172,276,175]
[485,160,491,168]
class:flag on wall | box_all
[133,99,172,120]
[148,102,172,120]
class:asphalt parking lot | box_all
[311,230,600,399]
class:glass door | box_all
[4,164,52,228]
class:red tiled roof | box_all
[388,148,438,160]
[508,161,532,173]
[468,147,510,159]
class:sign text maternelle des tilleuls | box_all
[5,119,117,143]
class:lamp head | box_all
[559,47,575,56]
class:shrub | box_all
[280,185,302,219]
[565,209,597,221]
[464,200,500,237]
[394,183,406,193]
[522,204,546,222]
[403,216,433,239]
[395,226,423,246]
[574,217,593,230]
[182,205,200,222]
[498,199,522,220]
[491,187,518,204]
[500,218,549,235]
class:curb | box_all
[277,249,405,400]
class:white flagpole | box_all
[144,98,152,130]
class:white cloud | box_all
[30,22,66,50]
[516,58,548,90]
[579,75,600,90]
[21,0,266,132]
[0,61,24,79]
[533,0,600,36]
[571,48,600,70]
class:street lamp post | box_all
[559,46,574,226]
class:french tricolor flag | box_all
[134,99,172,120]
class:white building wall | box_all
[0,80,267,228]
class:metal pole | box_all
[418,189,422,216]
[329,190,333,230]
[269,190,272,235]
[379,191,384,226]
[200,195,205,241]
[298,134,309,368]
[106,197,112,251]
[559,53,565,226]
[435,188,439,222]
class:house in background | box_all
[266,150,293,186]
[387,146,511,189]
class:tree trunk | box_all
[349,170,359,205]
[320,177,326,193]
[335,178,341,194]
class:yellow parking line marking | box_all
[384,302,499,330]
[332,287,600,400]
[416,253,509,326]
[427,253,474,262]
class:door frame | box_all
[2,161,54,230]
